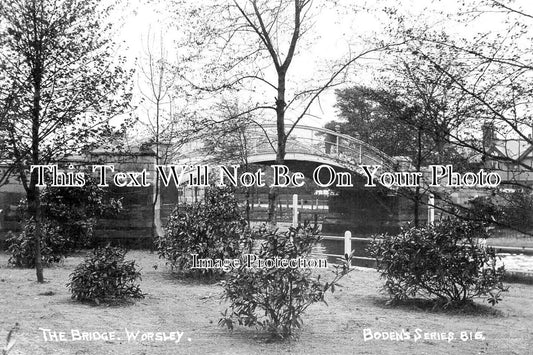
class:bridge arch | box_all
[245,124,398,180]
[163,123,420,235]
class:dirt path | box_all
[1,250,532,354]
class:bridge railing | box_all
[245,124,396,171]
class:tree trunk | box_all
[152,96,161,240]
[152,158,161,239]
[30,14,44,282]
[152,172,162,240]
[27,173,44,282]
[33,189,44,282]
[267,71,287,225]
[413,186,420,227]
[413,127,423,227]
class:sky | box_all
[112,0,533,131]
[114,0,389,128]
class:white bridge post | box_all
[292,193,298,227]
[344,230,352,256]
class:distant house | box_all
[482,123,533,187]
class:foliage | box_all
[39,175,123,250]
[219,225,353,339]
[67,246,144,305]
[368,219,508,307]
[500,190,533,232]
[156,187,247,277]
[7,175,122,268]
[467,190,533,232]
[466,195,502,223]
[0,0,131,282]
[330,86,422,158]
[330,85,476,171]
[381,2,533,194]
[0,0,131,162]
[7,219,66,267]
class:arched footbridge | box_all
[244,124,398,176]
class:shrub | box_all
[368,218,507,307]
[219,225,353,339]
[501,190,533,231]
[7,219,67,267]
[40,175,123,250]
[468,190,533,232]
[7,175,122,267]
[156,187,247,277]
[67,246,144,304]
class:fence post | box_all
[292,193,298,227]
[344,230,352,256]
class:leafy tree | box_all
[0,0,131,282]
[330,86,425,159]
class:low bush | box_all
[156,187,247,277]
[40,176,123,250]
[7,175,122,268]
[7,219,67,267]
[67,246,144,304]
[501,190,533,231]
[219,225,353,339]
[468,190,533,232]
[368,218,507,307]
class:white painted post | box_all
[344,230,352,256]
[292,193,298,227]
[428,193,435,225]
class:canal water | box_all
[314,237,533,273]
[497,254,533,273]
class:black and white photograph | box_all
[0,0,532,354]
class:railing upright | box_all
[344,230,352,256]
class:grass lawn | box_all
[1,250,532,355]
